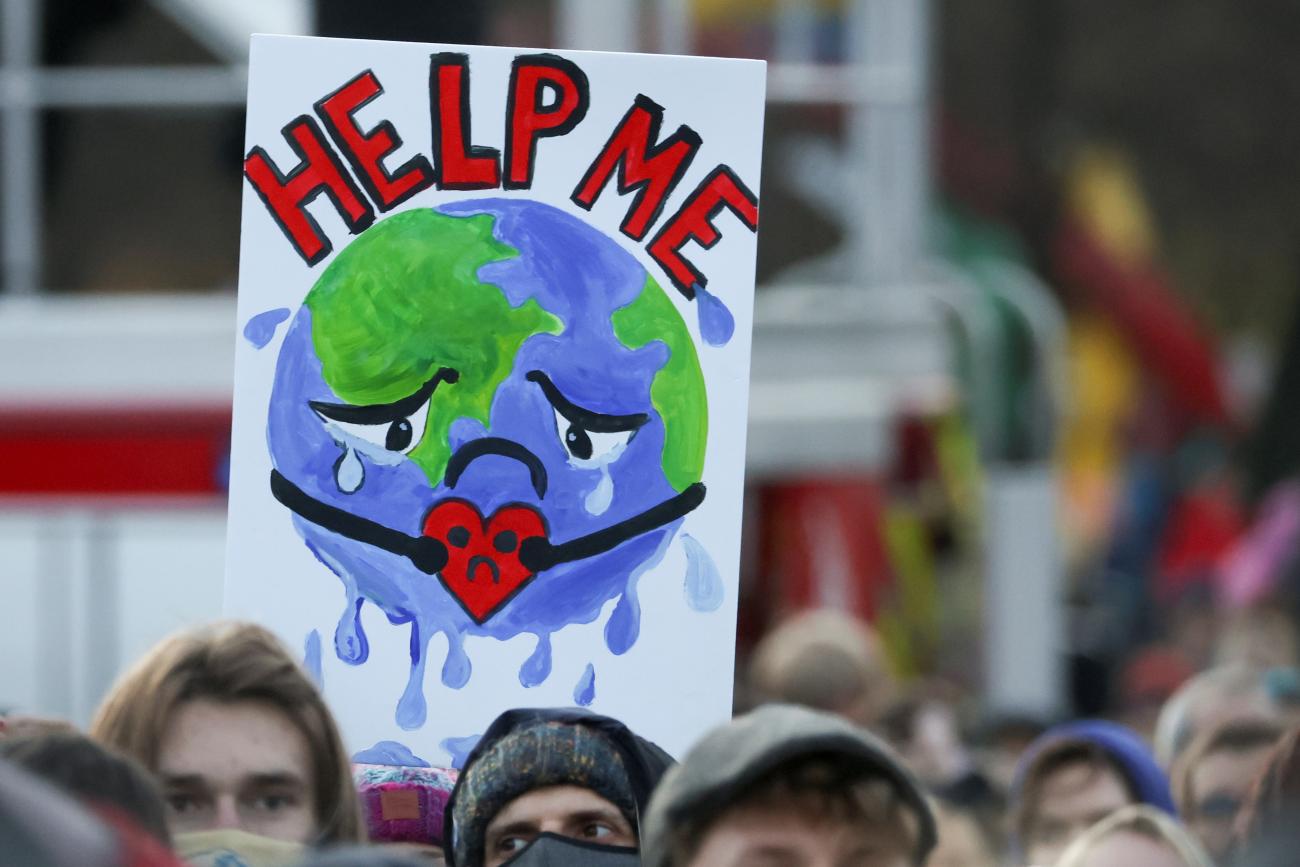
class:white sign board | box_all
[225,34,765,764]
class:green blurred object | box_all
[932,203,1059,464]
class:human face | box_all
[1024,762,1132,867]
[156,698,317,843]
[1076,829,1187,867]
[483,785,636,866]
[1186,744,1274,860]
[686,802,912,867]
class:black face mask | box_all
[500,833,640,866]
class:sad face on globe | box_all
[265,198,710,728]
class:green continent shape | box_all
[613,274,707,491]
[305,209,561,484]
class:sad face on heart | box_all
[263,200,711,709]
[421,499,546,623]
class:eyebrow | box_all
[310,366,458,424]
[159,774,209,790]
[567,808,629,828]
[159,771,307,790]
[242,772,308,789]
[486,819,540,841]
[526,370,649,433]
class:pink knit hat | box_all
[354,763,457,846]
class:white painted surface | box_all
[148,0,311,62]
[557,0,640,52]
[0,505,228,726]
[226,36,767,759]
[983,465,1064,716]
[0,295,236,405]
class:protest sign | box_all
[226,34,764,761]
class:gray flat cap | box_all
[641,704,937,867]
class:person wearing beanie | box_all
[443,707,673,867]
[1009,719,1175,867]
[355,763,457,862]
[640,704,938,867]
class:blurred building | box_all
[5,0,1295,730]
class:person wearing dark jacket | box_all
[443,707,673,867]
[640,704,938,867]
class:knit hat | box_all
[450,721,638,867]
[355,763,458,847]
[1009,719,1175,859]
[1012,720,1175,815]
[641,704,938,867]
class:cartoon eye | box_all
[552,409,636,463]
[318,400,432,455]
[526,370,648,466]
[310,367,458,456]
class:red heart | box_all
[422,499,547,623]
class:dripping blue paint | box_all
[354,740,430,768]
[693,283,735,347]
[682,533,725,612]
[263,199,715,730]
[243,307,291,349]
[606,529,674,656]
[303,629,323,688]
[441,734,482,770]
[519,633,553,687]
[574,663,597,706]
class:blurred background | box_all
[3,0,1300,744]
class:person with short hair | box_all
[89,621,364,848]
[1053,804,1213,867]
[443,707,673,866]
[748,609,896,728]
[1009,720,1174,867]
[0,758,185,867]
[0,731,172,846]
[640,704,937,867]
[1170,718,1283,860]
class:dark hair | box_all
[1014,739,1137,844]
[0,732,171,845]
[668,754,921,866]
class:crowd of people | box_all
[3,612,1300,867]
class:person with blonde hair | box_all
[1052,804,1213,867]
[90,621,364,852]
[1153,664,1298,769]
[1170,717,1283,860]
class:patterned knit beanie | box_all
[355,764,458,847]
[451,722,636,867]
